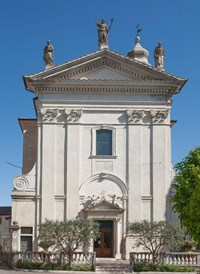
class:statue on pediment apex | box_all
[96,18,114,49]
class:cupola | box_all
[128,35,150,65]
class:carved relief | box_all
[13,176,29,191]
[65,109,83,122]
[150,110,169,123]
[40,109,59,122]
[84,192,123,208]
[87,195,100,206]
[126,110,144,123]
[108,194,123,206]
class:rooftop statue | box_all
[154,42,165,70]
[43,40,54,68]
[96,18,114,49]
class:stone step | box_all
[96,269,130,272]
[96,260,130,273]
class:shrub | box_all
[15,259,92,271]
[133,262,196,272]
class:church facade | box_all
[11,32,186,258]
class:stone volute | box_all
[128,35,150,65]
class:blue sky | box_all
[0,0,199,205]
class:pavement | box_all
[0,266,96,274]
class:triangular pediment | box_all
[83,200,124,213]
[70,67,137,81]
[24,49,187,93]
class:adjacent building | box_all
[0,207,11,251]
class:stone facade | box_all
[11,48,186,258]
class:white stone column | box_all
[115,219,121,259]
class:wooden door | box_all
[94,221,113,257]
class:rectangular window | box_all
[21,236,32,252]
[96,129,112,155]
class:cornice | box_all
[33,85,171,95]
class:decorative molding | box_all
[40,109,59,122]
[13,176,29,191]
[126,110,144,123]
[150,110,169,123]
[79,173,128,197]
[39,108,83,123]
[64,109,83,122]
[84,193,123,208]
[35,86,170,94]
[126,109,169,124]
[41,60,149,81]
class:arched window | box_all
[96,129,112,155]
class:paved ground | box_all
[0,266,95,274]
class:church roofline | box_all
[23,49,187,94]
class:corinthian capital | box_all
[40,108,59,122]
[126,110,144,123]
[65,109,83,122]
[150,110,169,123]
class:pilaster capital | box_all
[64,109,83,122]
[126,110,144,124]
[150,110,169,123]
[40,108,60,122]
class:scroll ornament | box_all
[13,176,29,191]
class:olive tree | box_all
[38,219,99,266]
[128,220,184,263]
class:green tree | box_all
[38,219,99,266]
[172,146,200,243]
[128,220,184,263]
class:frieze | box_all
[65,109,83,122]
